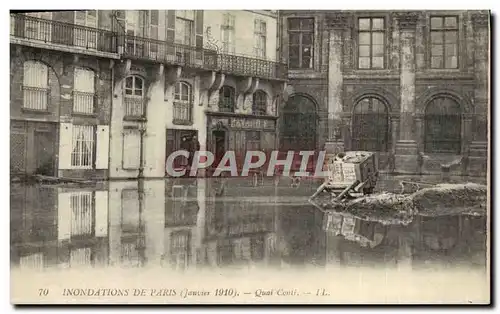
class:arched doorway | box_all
[351,97,390,152]
[280,94,317,151]
[424,96,461,154]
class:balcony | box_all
[172,102,193,125]
[124,96,145,119]
[217,54,288,81]
[72,91,96,115]
[22,86,50,111]
[119,35,218,70]
[119,35,288,81]
[10,14,119,58]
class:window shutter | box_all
[94,190,108,237]
[96,125,109,169]
[166,10,175,55]
[58,122,73,169]
[195,10,203,59]
[57,190,71,241]
[122,129,141,169]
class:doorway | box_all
[212,130,226,167]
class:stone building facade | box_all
[278,10,490,176]
[10,10,287,180]
[10,11,117,180]
[203,10,287,171]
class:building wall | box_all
[279,10,490,176]
[204,10,278,61]
[10,44,114,179]
[9,10,118,179]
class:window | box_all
[22,61,49,110]
[424,97,461,154]
[148,10,159,56]
[219,86,235,113]
[122,10,144,55]
[124,76,144,117]
[170,231,191,270]
[288,18,314,69]
[351,97,389,152]
[74,10,98,49]
[70,191,93,237]
[358,17,385,69]
[430,16,459,69]
[71,125,95,169]
[73,68,95,114]
[24,12,52,42]
[175,18,194,46]
[254,19,267,58]
[252,90,267,115]
[221,13,236,54]
[173,81,193,124]
[122,128,141,169]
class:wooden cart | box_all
[309,151,379,202]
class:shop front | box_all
[206,113,278,176]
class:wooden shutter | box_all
[57,190,71,241]
[96,125,109,169]
[166,10,175,55]
[58,122,73,169]
[195,10,203,60]
[122,129,141,169]
[94,190,108,237]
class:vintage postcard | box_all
[9,8,490,304]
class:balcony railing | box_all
[10,13,118,54]
[73,91,96,114]
[119,35,288,80]
[124,96,145,118]
[217,54,288,80]
[173,102,193,125]
[119,35,218,70]
[22,86,49,111]
[218,99,236,113]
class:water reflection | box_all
[10,176,487,273]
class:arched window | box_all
[424,96,461,154]
[173,81,193,124]
[280,95,317,151]
[124,75,144,117]
[252,90,267,115]
[22,60,49,110]
[352,97,389,152]
[219,86,235,113]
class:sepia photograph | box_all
[7,6,491,305]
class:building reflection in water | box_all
[10,178,487,272]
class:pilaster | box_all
[324,13,349,153]
[395,12,419,173]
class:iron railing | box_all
[217,54,288,80]
[11,13,288,80]
[22,86,49,111]
[10,13,118,54]
[172,102,193,124]
[124,96,145,118]
[73,91,95,114]
[119,34,218,70]
[218,99,236,113]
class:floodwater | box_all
[10,174,489,303]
